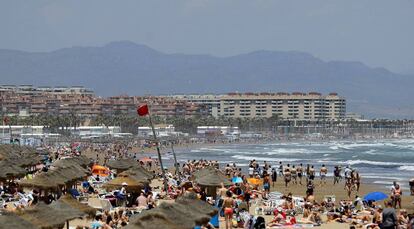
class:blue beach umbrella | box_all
[232,177,243,183]
[364,192,388,201]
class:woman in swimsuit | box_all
[223,190,235,229]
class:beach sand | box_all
[81,146,414,228]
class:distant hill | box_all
[0,41,413,118]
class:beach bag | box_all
[253,216,266,229]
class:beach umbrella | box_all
[247,178,263,186]
[364,192,388,201]
[125,211,182,229]
[175,193,218,217]
[119,166,154,181]
[0,160,27,180]
[196,170,232,187]
[192,167,218,179]
[59,195,97,217]
[18,201,85,229]
[0,212,38,229]
[232,177,243,184]
[106,159,137,172]
[151,202,211,229]
[102,176,145,192]
[53,156,92,169]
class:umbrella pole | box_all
[66,220,69,229]
[148,113,168,193]
[171,143,181,183]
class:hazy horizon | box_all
[1,0,413,74]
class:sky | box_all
[1,0,413,74]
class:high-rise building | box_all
[175,92,346,120]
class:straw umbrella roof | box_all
[127,193,217,229]
[102,176,145,192]
[19,165,89,189]
[0,212,38,229]
[0,160,27,180]
[125,211,182,229]
[195,170,231,187]
[18,201,85,229]
[52,156,92,169]
[175,193,218,217]
[59,195,96,217]
[149,202,211,229]
[192,166,223,179]
[0,145,43,167]
[118,166,153,182]
[106,159,137,171]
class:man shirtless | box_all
[297,163,303,185]
[320,165,328,186]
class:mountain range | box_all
[0,41,413,118]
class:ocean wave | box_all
[398,165,414,171]
[364,175,404,181]
[329,146,339,150]
[341,160,408,166]
[363,149,379,155]
[231,155,300,162]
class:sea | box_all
[161,138,414,189]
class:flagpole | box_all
[147,110,169,193]
[171,142,180,180]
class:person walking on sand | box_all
[278,162,284,177]
[354,170,361,192]
[271,167,277,187]
[320,164,328,186]
[291,165,297,185]
[393,184,402,209]
[382,201,397,229]
[309,165,316,181]
[333,166,341,185]
[284,168,292,188]
[297,163,303,185]
[223,190,235,229]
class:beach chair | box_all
[68,188,89,203]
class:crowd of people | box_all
[1,142,414,229]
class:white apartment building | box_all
[175,92,345,120]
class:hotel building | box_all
[175,92,346,120]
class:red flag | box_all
[137,104,149,116]
[3,116,10,125]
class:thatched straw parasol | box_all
[0,160,27,180]
[0,212,38,229]
[19,173,64,189]
[124,211,182,229]
[126,192,217,229]
[18,201,85,229]
[52,156,92,169]
[150,202,211,229]
[102,176,145,192]
[176,193,218,217]
[19,164,89,190]
[195,169,231,187]
[192,166,218,179]
[106,159,137,171]
[118,166,153,182]
[59,195,96,217]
